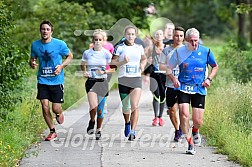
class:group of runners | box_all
[30,20,218,155]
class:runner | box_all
[111,25,147,141]
[160,26,185,141]
[145,29,166,126]
[167,28,218,154]
[81,29,114,140]
[30,20,73,141]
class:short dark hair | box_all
[40,20,54,31]
[175,26,185,32]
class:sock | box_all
[192,126,199,133]
[125,121,130,125]
[50,128,55,133]
[187,137,193,144]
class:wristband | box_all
[206,77,212,82]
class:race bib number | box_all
[125,65,138,74]
[41,66,55,77]
[90,69,98,78]
[173,69,179,76]
[180,83,197,94]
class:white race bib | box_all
[41,66,55,77]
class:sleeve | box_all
[167,49,179,69]
[159,51,167,64]
[207,50,218,67]
[30,43,37,58]
[60,40,70,57]
[82,50,88,62]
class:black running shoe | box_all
[87,120,95,135]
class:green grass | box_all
[201,39,252,166]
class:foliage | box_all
[219,40,252,83]
[8,0,116,59]
[64,0,160,30]
[0,1,28,120]
[158,0,236,37]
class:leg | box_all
[168,104,179,130]
[129,88,141,131]
[87,92,98,134]
[52,103,64,124]
[40,99,54,129]
[179,103,190,139]
[87,92,98,122]
[97,96,106,130]
[120,92,131,137]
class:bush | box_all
[0,1,28,120]
[220,40,252,83]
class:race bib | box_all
[173,69,179,77]
[41,66,55,77]
[180,83,197,94]
[125,64,138,75]
[90,69,98,78]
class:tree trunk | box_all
[237,0,247,49]
[249,0,252,43]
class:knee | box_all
[193,118,203,126]
[42,104,50,113]
[52,105,62,113]
[97,109,104,119]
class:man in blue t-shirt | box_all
[167,28,218,155]
[30,20,73,141]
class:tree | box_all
[0,0,28,119]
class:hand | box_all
[30,59,38,69]
[173,78,180,88]
[202,79,211,88]
[83,71,90,78]
[54,65,63,75]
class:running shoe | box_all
[45,132,58,141]
[128,130,136,141]
[174,130,181,142]
[95,130,101,140]
[87,120,95,135]
[124,122,131,137]
[56,113,64,124]
[152,117,159,126]
[186,144,196,155]
[192,132,201,146]
[159,117,164,126]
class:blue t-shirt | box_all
[31,38,70,85]
[168,45,217,95]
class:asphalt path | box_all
[20,83,240,167]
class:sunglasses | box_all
[94,38,103,41]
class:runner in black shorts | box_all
[30,20,73,141]
[112,25,147,141]
[160,26,185,142]
[167,28,218,154]
[81,29,113,140]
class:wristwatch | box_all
[206,77,212,82]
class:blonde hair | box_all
[93,29,106,37]
[92,29,106,42]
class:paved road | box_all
[20,84,240,167]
